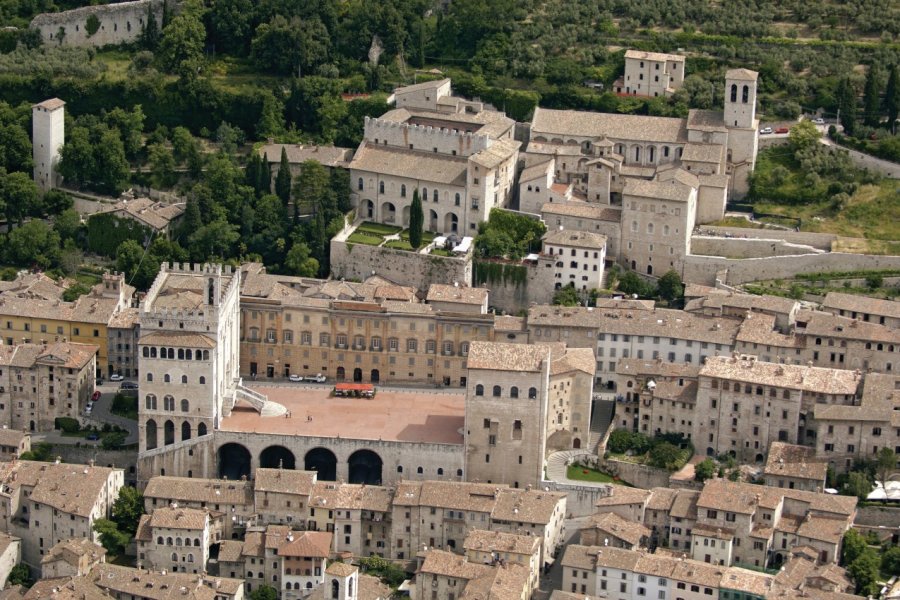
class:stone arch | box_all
[198,423,208,436]
[402,205,411,227]
[381,202,396,224]
[444,212,458,234]
[146,419,158,450]
[429,209,438,232]
[260,445,296,470]
[164,420,175,445]
[305,447,337,481]
[217,443,252,480]
[348,449,382,485]
[363,199,374,219]
[181,422,191,441]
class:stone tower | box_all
[136,263,242,484]
[723,68,760,198]
[32,98,65,191]
[325,562,359,600]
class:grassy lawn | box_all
[567,464,626,484]
[749,148,900,246]
[347,232,383,246]
[399,229,437,244]
[708,217,767,229]
[384,240,414,251]
[356,222,402,236]
[431,248,452,257]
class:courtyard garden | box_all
[346,221,437,251]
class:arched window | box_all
[172,553,178,561]
[357,177,363,191]
[432,189,438,202]
[198,423,207,436]
[178,349,184,360]
[528,387,537,399]
[182,422,191,441]
[199,376,206,384]
[168,348,175,359]
[164,374,171,383]
[457,469,463,476]
[181,375,188,384]
[150,347,157,358]
[188,554,194,563]
[510,387,519,398]
[145,394,157,410]
[492,385,501,397]
[379,181,384,194]
[147,373,153,382]
[164,395,175,411]
[167,537,173,545]
[181,399,190,412]
[401,184,406,197]
[455,193,461,206]
[143,347,149,357]
[475,384,484,396]
[742,85,749,103]
[647,223,654,234]
[195,350,203,361]
[176,537,182,546]
[203,350,209,360]
[416,466,423,474]
[332,580,339,600]
[437,468,444,475]
[397,465,403,473]
[194,538,200,547]
[730,84,738,102]
[157,536,164,545]
[185,349,192,360]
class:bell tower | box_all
[724,69,758,129]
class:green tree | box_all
[283,241,319,276]
[43,189,72,216]
[847,549,881,596]
[7,564,31,588]
[837,77,858,137]
[844,471,873,500]
[6,220,60,268]
[695,458,716,482]
[886,64,900,128]
[408,188,424,249]
[789,120,823,151]
[0,170,39,228]
[93,518,130,555]
[0,119,33,173]
[54,209,82,242]
[882,546,900,577]
[863,66,882,127]
[255,89,284,139]
[248,585,278,600]
[94,126,130,195]
[275,147,292,206]
[647,442,682,471]
[157,11,206,79]
[877,447,896,486]
[209,0,253,55]
[148,143,177,189]
[104,106,146,160]
[618,271,656,298]
[656,270,684,305]
[111,486,144,536]
[250,16,330,76]
[552,285,581,306]
[140,3,160,49]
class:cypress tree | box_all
[258,153,272,195]
[408,188,423,249]
[837,77,857,137]
[886,64,900,128]
[863,66,881,127]
[245,152,261,196]
[275,147,291,206]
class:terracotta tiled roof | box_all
[5,461,121,518]
[467,341,549,372]
[254,469,316,495]
[532,107,688,145]
[463,529,540,556]
[582,512,650,546]
[426,284,488,306]
[148,507,209,531]
[277,531,332,558]
[143,477,253,507]
[764,442,828,482]
[700,355,861,394]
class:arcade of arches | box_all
[217,444,384,485]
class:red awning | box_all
[334,383,375,392]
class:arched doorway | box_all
[402,205,411,227]
[370,369,380,383]
[573,438,581,449]
[336,366,345,381]
[304,447,337,481]
[444,212,458,234]
[429,210,438,232]
[363,199,374,219]
[217,443,252,480]
[29,420,35,432]
[381,202,396,224]
[260,445,296,470]
[164,420,175,445]
[348,449,382,485]
[146,419,158,450]
[353,368,362,382]
[181,422,191,441]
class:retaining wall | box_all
[478,258,555,314]
[542,480,613,518]
[683,252,900,286]
[697,226,836,250]
[329,238,472,290]
[691,235,823,259]
[31,0,166,48]
[49,444,137,484]
[599,458,671,489]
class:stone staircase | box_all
[233,379,287,417]
[588,397,616,453]
[546,449,591,483]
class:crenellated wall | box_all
[31,0,167,48]
[363,116,490,157]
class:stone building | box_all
[620,179,696,277]
[143,476,254,540]
[0,271,134,376]
[542,229,607,291]
[0,533,20,589]
[0,460,123,570]
[462,530,542,592]
[0,341,97,432]
[579,512,650,550]
[40,538,105,579]
[135,506,220,573]
[615,50,686,98]
[464,342,595,488]
[763,442,828,492]
[822,292,900,329]
[107,307,140,379]
[32,98,64,191]
[0,430,29,461]
[91,563,245,600]
[415,549,532,600]
[350,79,519,236]
[91,197,185,238]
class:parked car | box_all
[759,127,773,134]
[91,391,102,402]
[109,374,124,382]
[288,374,303,382]
[775,127,790,134]
[812,117,825,125]
[119,381,138,391]
[86,432,99,441]
[306,374,327,383]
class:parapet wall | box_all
[690,235,824,259]
[329,238,472,291]
[696,226,836,250]
[31,0,165,48]
[683,252,900,286]
[363,116,489,157]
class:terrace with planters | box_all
[342,221,469,255]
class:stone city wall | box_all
[690,235,824,259]
[330,238,472,291]
[697,226,836,250]
[31,0,166,48]
[477,258,555,314]
[683,252,900,286]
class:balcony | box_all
[369,346,382,352]
[335,343,347,349]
